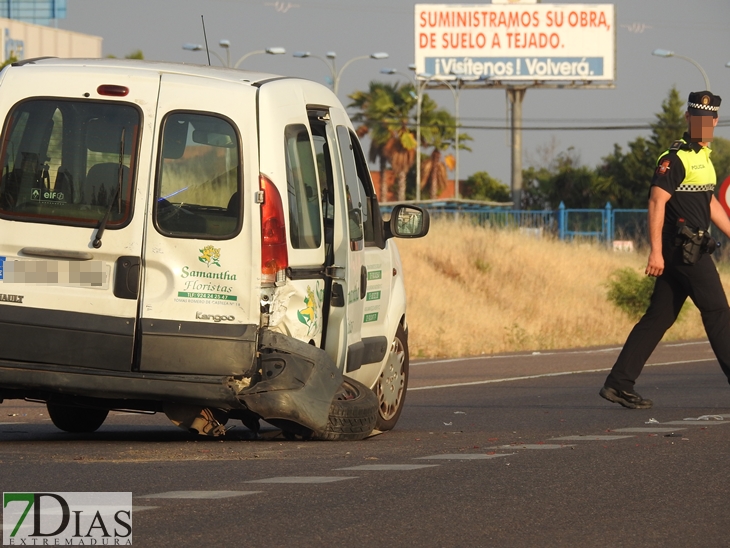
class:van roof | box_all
[7,57,283,86]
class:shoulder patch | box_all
[655,158,671,176]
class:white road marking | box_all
[409,358,716,391]
[138,491,261,499]
[412,341,708,366]
[491,444,574,450]
[612,427,685,433]
[133,506,158,512]
[550,435,634,441]
[414,347,623,366]
[415,453,513,460]
[0,422,27,425]
[246,476,357,484]
[335,464,439,471]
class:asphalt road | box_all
[1,340,729,548]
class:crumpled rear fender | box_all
[237,329,343,432]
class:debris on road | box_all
[684,415,724,421]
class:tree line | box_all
[348,84,730,208]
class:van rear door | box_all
[137,73,260,376]
[0,66,159,372]
[257,81,328,346]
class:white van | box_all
[0,58,428,440]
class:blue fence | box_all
[557,202,649,244]
[382,201,649,245]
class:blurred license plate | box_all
[2,259,109,289]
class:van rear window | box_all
[154,112,241,239]
[0,99,139,227]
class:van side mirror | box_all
[385,204,430,239]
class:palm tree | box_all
[350,82,418,201]
[419,102,473,199]
[349,82,398,200]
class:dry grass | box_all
[398,219,729,358]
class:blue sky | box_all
[59,0,730,187]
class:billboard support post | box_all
[507,86,526,206]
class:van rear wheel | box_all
[314,378,378,441]
[375,324,409,431]
[47,403,108,433]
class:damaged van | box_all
[0,58,428,440]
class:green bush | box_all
[464,171,510,202]
[606,268,655,319]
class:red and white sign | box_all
[718,175,730,217]
[414,4,615,82]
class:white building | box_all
[0,17,101,63]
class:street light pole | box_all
[183,42,285,68]
[219,40,231,68]
[234,47,286,69]
[413,75,466,201]
[380,67,416,86]
[293,51,388,96]
[183,43,226,66]
[652,49,711,90]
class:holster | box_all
[675,219,718,265]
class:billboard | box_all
[415,4,615,82]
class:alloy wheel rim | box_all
[377,335,405,420]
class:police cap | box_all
[687,91,721,117]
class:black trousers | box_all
[605,243,730,392]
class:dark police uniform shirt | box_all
[651,132,716,241]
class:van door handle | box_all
[114,256,141,300]
[360,265,367,299]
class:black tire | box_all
[375,324,409,431]
[47,403,108,433]
[314,378,378,441]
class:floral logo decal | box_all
[199,245,221,268]
[297,282,324,336]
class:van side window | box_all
[335,126,365,249]
[348,129,379,246]
[155,112,241,239]
[0,99,139,227]
[284,124,322,250]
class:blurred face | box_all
[686,111,718,143]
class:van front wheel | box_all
[314,378,378,441]
[375,324,409,431]
[47,403,108,433]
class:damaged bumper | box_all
[237,329,343,433]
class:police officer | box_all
[600,90,730,409]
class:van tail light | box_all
[260,174,288,286]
